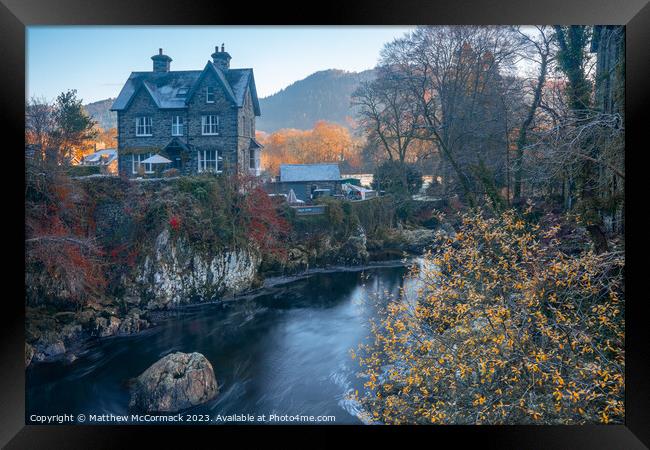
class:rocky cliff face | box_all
[26,230,260,367]
[127,229,260,309]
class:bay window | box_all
[249,149,257,170]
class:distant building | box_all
[267,163,344,202]
[111,45,262,178]
[80,148,118,174]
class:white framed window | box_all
[132,153,153,174]
[197,149,222,173]
[135,116,152,136]
[206,86,215,103]
[171,115,184,136]
[249,149,257,169]
[202,115,219,135]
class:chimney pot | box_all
[152,49,172,72]
[211,44,231,70]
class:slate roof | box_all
[249,137,264,149]
[279,164,342,182]
[111,62,260,115]
[81,148,118,165]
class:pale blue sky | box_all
[27,26,416,104]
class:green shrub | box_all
[372,161,423,196]
[68,165,100,177]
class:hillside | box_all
[257,69,375,132]
[84,98,117,130]
[83,68,375,133]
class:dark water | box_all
[26,263,414,424]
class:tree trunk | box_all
[514,52,548,201]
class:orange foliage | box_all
[259,121,362,175]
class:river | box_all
[26,262,418,425]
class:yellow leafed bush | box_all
[354,209,624,424]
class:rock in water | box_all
[129,352,218,412]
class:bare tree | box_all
[511,26,554,201]
[376,26,521,208]
[25,96,56,163]
[352,64,424,163]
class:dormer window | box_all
[206,86,215,103]
[176,87,189,97]
[135,116,152,136]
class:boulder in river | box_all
[129,352,218,413]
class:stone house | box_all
[111,45,262,178]
[266,163,344,202]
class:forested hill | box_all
[84,98,117,130]
[83,69,375,132]
[257,69,375,132]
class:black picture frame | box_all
[1,0,647,447]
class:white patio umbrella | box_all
[287,188,304,204]
[141,154,172,164]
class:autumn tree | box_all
[25,91,105,305]
[25,154,105,305]
[93,126,118,150]
[353,209,624,424]
[259,121,362,175]
[26,90,97,165]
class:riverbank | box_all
[25,231,433,368]
[26,264,414,423]
[26,175,450,368]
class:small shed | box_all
[268,163,344,202]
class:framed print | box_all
[1,0,648,447]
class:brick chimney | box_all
[151,48,172,72]
[211,43,231,71]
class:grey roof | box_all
[82,148,117,165]
[226,69,261,115]
[249,137,264,149]
[279,163,341,182]
[111,61,260,115]
[111,70,202,110]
